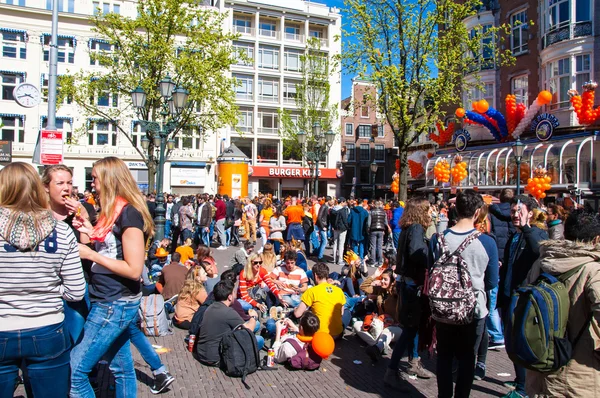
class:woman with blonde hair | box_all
[0,163,85,396]
[70,157,174,396]
[238,253,284,313]
[261,242,277,272]
[173,267,208,330]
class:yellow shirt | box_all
[260,208,273,225]
[175,245,194,264]
[300,282,346,336]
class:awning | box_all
[0,70,26,78]
[41,33,77,46]
[170,161,207,168]
[0,113,25,123]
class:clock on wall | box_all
[13,82,41,108]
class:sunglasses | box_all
[253,261,263,265]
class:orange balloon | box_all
[472,101,481,113]
[455,108,466,118]
[478,99,489,113]
[312,331,335,358]
[538,90,552,105]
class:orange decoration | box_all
[431,122,455,146]
[570,82,600,125]
[433,159,451,183]
[408,159,425,178]
[538,90,552,105]
[455,108,466,118]
[451,155,468,186]
[525,167,552,200]
[312,331,335,358]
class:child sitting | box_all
[272,312,321,367]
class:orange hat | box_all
[155,247,169,258]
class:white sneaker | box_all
[217,246,228,250]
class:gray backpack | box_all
[139,294,173,337]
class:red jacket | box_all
[215,199,226,221]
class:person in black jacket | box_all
[499,195,548,398]
[384,197,434,390]
[487,188,516,349]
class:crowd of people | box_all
[1,157,599,398]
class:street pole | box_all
[372,173,376,200]
[46,0,59,130]
[154,133,166,241]
[516,159,521,196]
[314,154,320,197]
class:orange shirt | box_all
[283,205,304,224]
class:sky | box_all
[325,0,355,100]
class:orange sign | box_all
[251,166,339,179]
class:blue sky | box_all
[326,0,355,99]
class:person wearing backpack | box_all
[522,209,600,397]
[330,197,350,266]
[498,195,549,397]
[429,189,499,398]
[272,312,321,368]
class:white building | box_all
[0,0,342,197]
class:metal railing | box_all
[542,21,592,49]
[259,29,279,39]
[257,127,278,135]
[284,32,304,42]
[233,26,255,35]
[258,94,279,103]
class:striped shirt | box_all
[0,221,85,331]
[238,267,279,307]
[269,266,308,295]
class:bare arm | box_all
[293,301,308,319]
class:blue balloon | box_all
[485,108,509,138]
[465,110,502,141]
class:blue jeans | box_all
[392,231,400,252]
[129,320,166,375]
[64,289,90,345]
[269,240,281,255]
[209,220,215,243]
[70,299,140,398]
[238,299,254,312]
[341,276,363,297]
[0,322,71,398]
[314,227,328,260]
[200,227,210,247]
[279,294,302,308]
[164,220,172,239]
[486,287,504,343]
[351,239,365,259]
[343,295,363,328]
[286,223,305,241]
[181,228,193,244]
[369,231,384,265]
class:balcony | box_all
[235,92,253,101]
[284,32,304,42]
[542,21,593,49]
[258,94,279,103]
[233,26,255,36]
[259,29,279,39]
[257,127,278,135]
[464,58,496,75]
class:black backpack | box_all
[219,325,260,389]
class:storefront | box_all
[170,161,207,195]
[126,161,149,193]
[249,165,341,198]
[421,131,600,209]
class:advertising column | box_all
[217,144,250,198]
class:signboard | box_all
[0,140,11,165]
[171,167,206,186]
[251,166,339,179]
[40,130,63,165]
[127,161,147,169]
[531,113,559,141]
[231,173,242,198]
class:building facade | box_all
[0,0,342,198]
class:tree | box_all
[343,0,513,200]
[61,0,240,192]
[278,38,340,194]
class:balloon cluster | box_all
[512,91,552,139]
[456,99,508,142]
[434,159,450,183]
[570,82,600,125]
[451,155,468,185]
[505,95,527,135]
[525,167,552,200]
[430,122,455,146]
[408,160,425,178]
[390,172,399,194]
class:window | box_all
[258,140,278,162]
[309,29,323,38]
[284,49,302,71]
[377,125,384,137]
[258,111,278,134]
[342,166,355,185]
[85,167,93,191]
[469,24,495,69]
[233,74,253,100]
[237,108,253,132]
[575,54,590,93]
[345,123,353,136]
[545,57,570,109]
[512,75,529,105]
[42,117,72,144]
[88,120,117,146]
[359,167,369,183]
[511,10,528,55]
[374,144,384,161]
[41,74,72,104]
[548,0,570,31]
[576,0,590,22]
[43,35,75,64]
[89,39,114,66]
[466,82,495,108]
[0,115,24,142]
[113,3,119,14]
[258,78,279,103]
[360,144,370,161]
[1,72,23,100]
[131,121,146,148]
[285,25,300,41]
[234,17,252,34]
[258,45,279,69]
[92,1,118,15]
[2,30,26,59]
[233,41,253,66]
[283,81,297,103]
[46,0,73,12]
[346,143,355,161]
[6,0,27,5]
[259,21,276,38]
[360,105,369,118]
[358,125,370,138]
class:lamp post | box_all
[132,75,189,240]
[370,161,378,199]
[296,122,335,197]
[512,137,525,195]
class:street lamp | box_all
[370,161,379,199]
[297,123,335,197]
[512,138,525,195]
[131,77,189,240]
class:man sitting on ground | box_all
[294,262,346,338]
[196,281,264,366]
[269,250,309,308]
[156,252,188,301]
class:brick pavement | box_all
[14,244,516,398]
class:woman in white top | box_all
[268,206,286,255]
